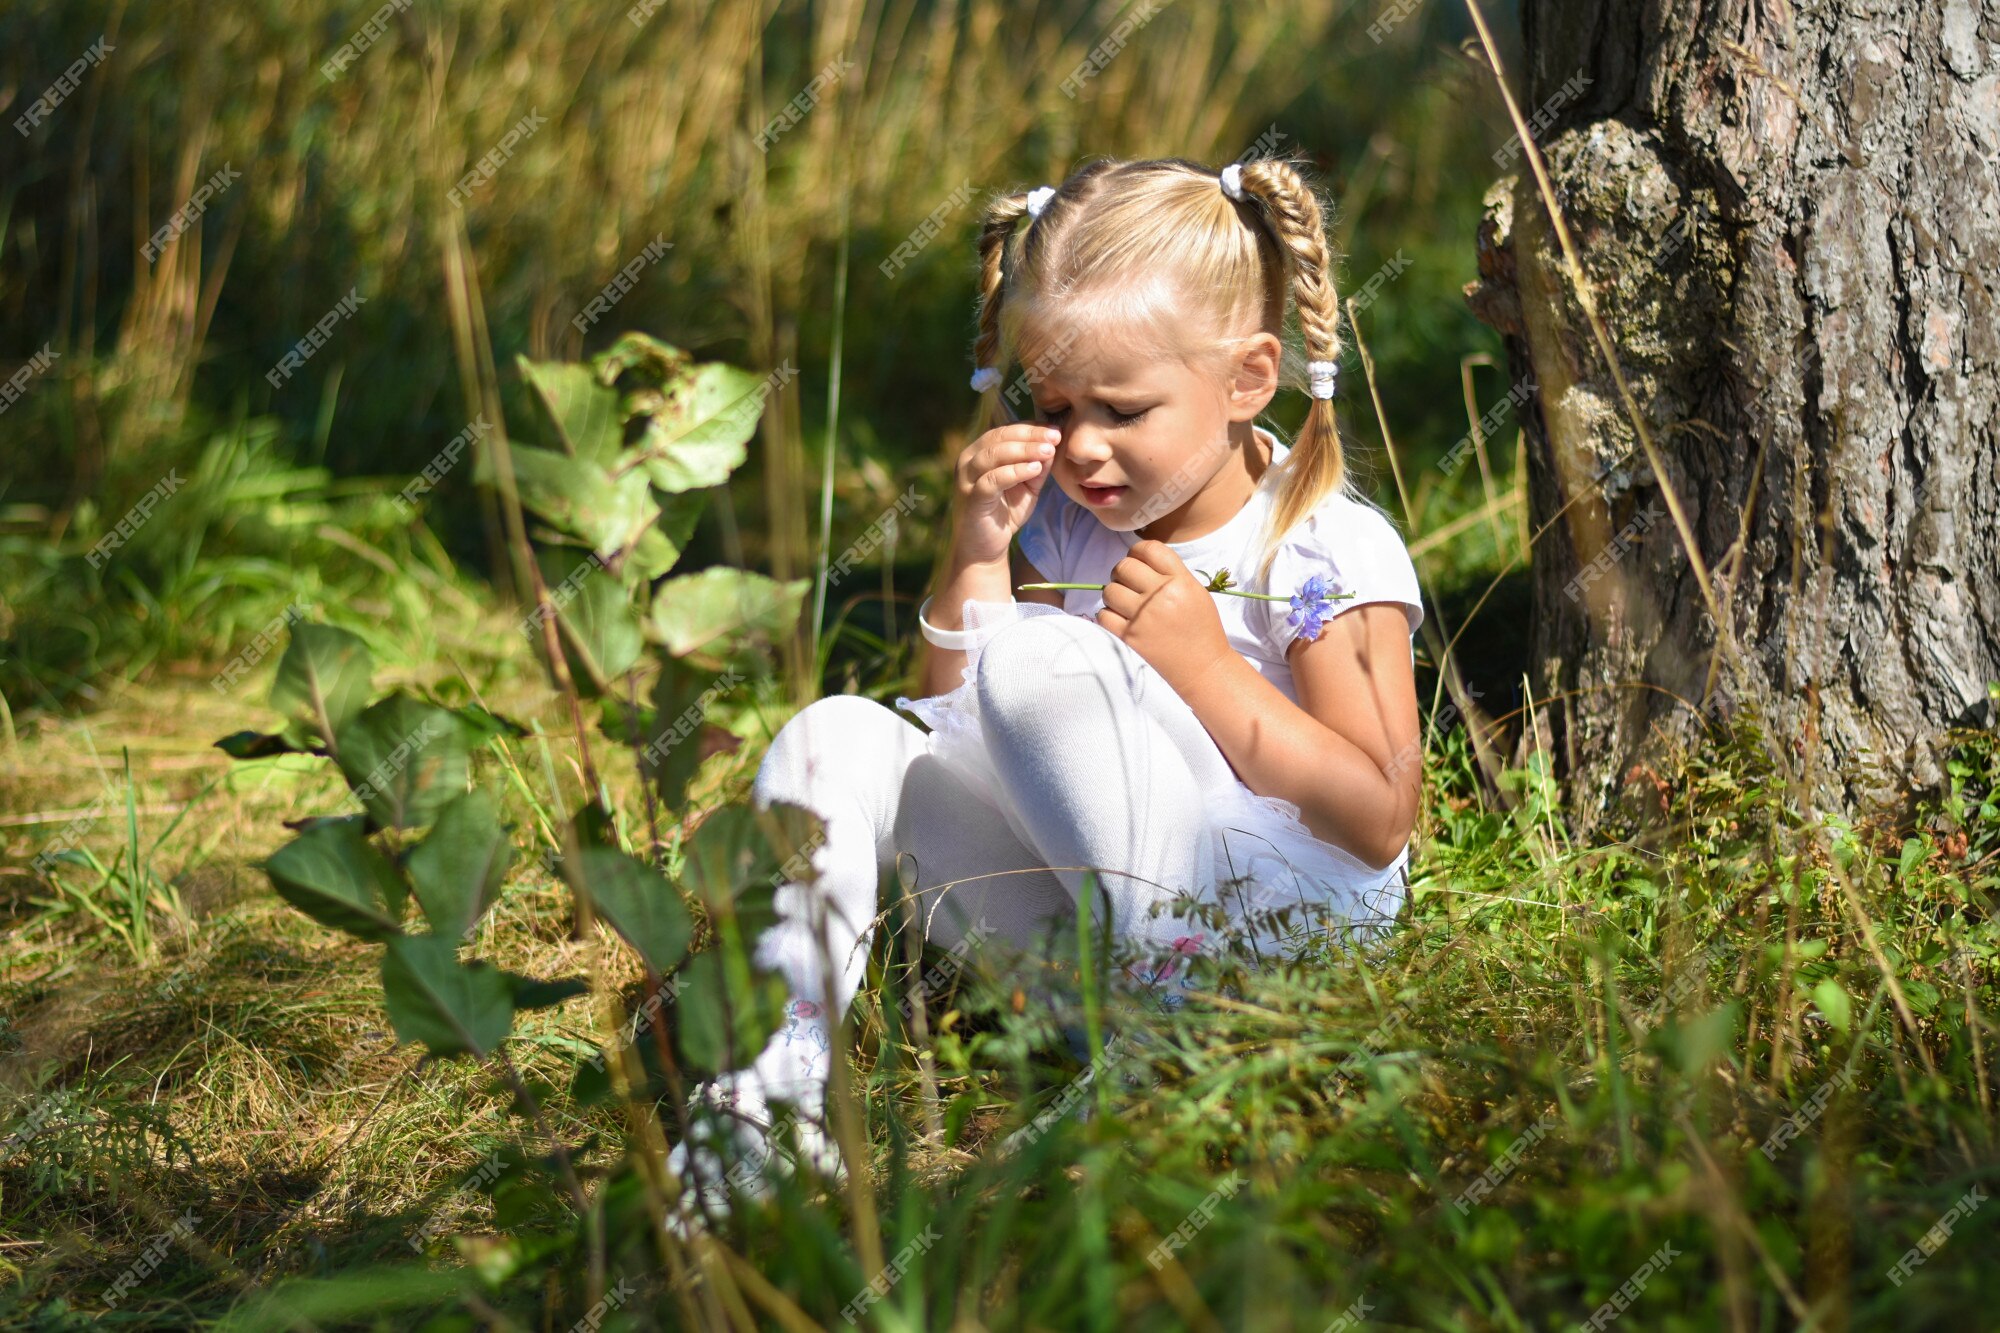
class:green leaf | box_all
[629,489,708,581]
[264,818,407,940]
[676,802,819,951]
[944,1090,978,1147]
[596,694,654,744]
[210,1263,471,1333]
[518,357,625,465]
[568,1052,614,1107]
[1658,1002,1739,1075]
[566,845,693,974]
[535,549,642,696]
[1823,814,1860,870]
[405,789,515,939]
[635,362,766,493]
[271,624,375,745]
[675,946,792,1075]
[380,934,515,1059]
[677,800,824,910]
[1897,836,1927,881]
[592,330,691,383]
[506,446,659,562]
[1812,978,1853,1034]
[758,801,826,884]
[503,972,591,1010]
[570,798,619,853]
[641,656,728,810]
[645,566,810,670]
[214,729,312,759]
[676,804,766,909]
[448,703,530,744]
[334,693,471,830]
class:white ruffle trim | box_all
[894,599,1407,961]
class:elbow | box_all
[1355,829,1410,874]
[1304,809,1411,873]
[1298,762,1419,870]
[1357,771,1422,871]
[1354,794,1418,872]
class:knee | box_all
[755,693,910,804]
[890,753,953,845]
[975,614,1129,729]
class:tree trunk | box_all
[1464,0,2000,821]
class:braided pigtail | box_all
[1226,157,1347,584]
[970,190,1036,435]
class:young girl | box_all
[669,153,1424,1218]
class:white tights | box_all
[727,612,1242,1111]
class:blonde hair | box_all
[970,154,1348,585]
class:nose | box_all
[1058,420,1114,467]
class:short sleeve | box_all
[1256,495,1424,658]
[1014,480,1072,580]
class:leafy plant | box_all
[498,333,809,709]
[203,339,833,1321]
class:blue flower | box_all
[1287,573,1335,642]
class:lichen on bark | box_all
[1469,1,2000,823]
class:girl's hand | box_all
[950,424,1061,566]
[1095,541,1233,692]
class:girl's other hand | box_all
[1096,540,1233,694]
[949,424,1061,566]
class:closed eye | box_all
[1034,403,1152,426]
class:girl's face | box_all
[1025,330,1275,533]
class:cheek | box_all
[1163,411,1223,469]
[1125,427,1182,485]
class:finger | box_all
[988,423,1063,442]
[1094,606,1127,637]
[1100,581,1143,619]
[1109,554,1164,592]
[972,435,1058,485]
[959,428,1057,489]
[971,459,1046,498]
[981,424,1061,455]
[1126,540,1184,575]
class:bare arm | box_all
[1172,602,1422,869]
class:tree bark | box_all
[1464,0,2000,820]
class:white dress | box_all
[895,426,1426,957]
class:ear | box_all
[1224,332,1283,422]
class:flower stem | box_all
[1016,582,1353,604]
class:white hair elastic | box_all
[1307,359,1339,399]
[1219,162,1246,201]
[970,366,1001,393]
[1025,185,1056,218]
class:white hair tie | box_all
[970,366,1001,393]
[1219,162,1246,201]
[1306,359,1339,400]
[1025,185,1056,218]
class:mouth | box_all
[1078,482,1128,506]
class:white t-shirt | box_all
[1014,425,1423,707]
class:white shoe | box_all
[663,1072,842,1235]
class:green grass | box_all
[3,3,1996,1329]
[2,589,1995,1328]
